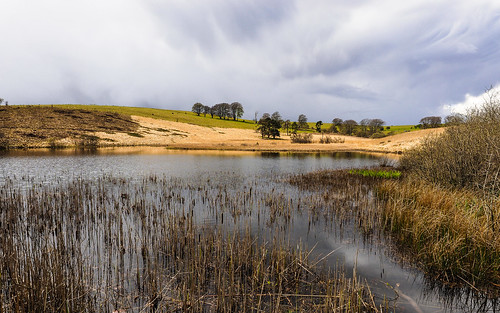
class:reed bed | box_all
[0,173,388,312]
[377,178,500,294]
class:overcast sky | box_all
[1,0,499,124]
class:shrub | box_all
[370,132,386,139]
[319,135,344,144]
[291,133,313,143]
[401,88,500,194]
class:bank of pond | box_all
[0,150,498,312]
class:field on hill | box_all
[0,104,443,153]
[54,104,257,129]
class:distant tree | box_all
[368,119,385,134]
[420,116,442,128]
[0,98,4,106]
[192,102,204,116]
[444,113,466,126]
[203,105,211,117]
[261,112,271,120]
[291,122,299,134]
[214,103,230,119]
[359,119,370,132]
[340,120,358,135]
[254,111,259,123]
[257,117,281,139]
[230,102,244,120]
[5,101,8,106]
[209,105,216,118]
[315,121,323,132]
[332,118,343,126]
[298,114,308,129]
[283,119,291,135]
[271,111,282,122]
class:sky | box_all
[1,0,499,125]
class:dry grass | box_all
[377,178,500,293]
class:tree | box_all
[209,105,216,118]
[340,120,358,135]
[214,103,230,119]
[261,112,271,120]
[230,102,244,120]
[291,122,299,134]
[203,105,211,117]
[271,111,282,123]
[359,119,370,132]
[283,119,291,135]
[0,98,3,106]
[298,114,308,129]
[257,117,281,139]
[315,121,323,132]
[368,119,385,134]
[444,113,466,126]
[192,102,204,116]
[332,118,343,126]
[419,116,442,128]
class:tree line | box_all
[192,102,244,121]
[191,102,463,139]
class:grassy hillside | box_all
[51,105,258,130]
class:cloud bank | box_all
[1,0,499,124]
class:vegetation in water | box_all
[0,173,391,312]
[349,169,401,179]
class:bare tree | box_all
[230,102,244,120]
[420,116,442,128]
[368,119,385,134]
[340,120,358,135]
[444,113,466,126]
[203,105,211,117]
[192,102,204,116]
[298,114,308,129]
[332,118,343,126]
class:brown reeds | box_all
[0,174,388,312]
[377,178,500,293]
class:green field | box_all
[45,104,258,130]
[21,105,420,135]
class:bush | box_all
[291,133,313,143]
[401,89,500,194]
[370,132,386,139]
[319,135,344,144]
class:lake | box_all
[0,148,496,312]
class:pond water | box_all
[0,148,497,312]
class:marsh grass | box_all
[0,173,388,312]
[377,178,500,293]
[349,169,401,179]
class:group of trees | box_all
[191,101,468,140]
[0,98,8,106]
[325,118,385,137]
[257,111,284,138]
[192,102,244,121]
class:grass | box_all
[377,178,500,292]
[48,104,258,130]
[349,169,401,179]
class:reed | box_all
[377,178,500,293]
[0,174,388,312]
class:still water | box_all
[0,148,496,312]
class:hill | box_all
[0,105,443,153]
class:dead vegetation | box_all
[0,106,139,148]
